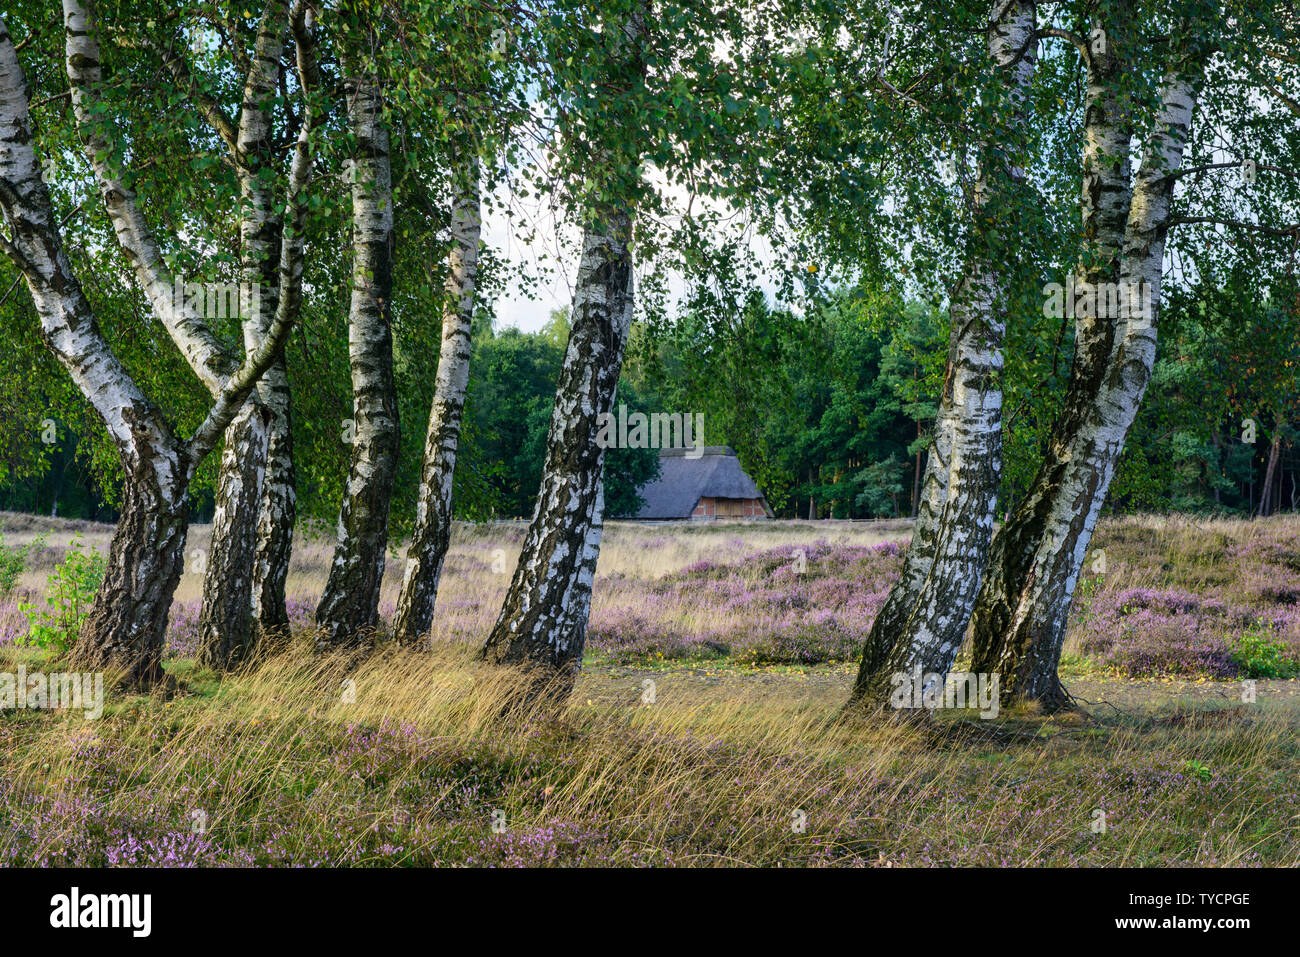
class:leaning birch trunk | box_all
[481,7,645,697]
[963,4,1138,705]
[970,67,1201,710]
[553,477,605,656]
[63,0,233,391]
[65,0,317,665]
[480,213,634,692]
[0,45,188,684]
[850,0,1037,706]
[1056,13,1139,422]
[315,60,400,648]
[393,155,481,645]
[2,18,290,685]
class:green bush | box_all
[1230,621,1300,679]
[18,535,106,654]
[0,528,44,597]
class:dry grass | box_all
[2,637,1297,866]
[1,512,910,597]
[3,511,1299,866]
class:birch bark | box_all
[2,15,291,684]
[393,154,481,645]
[480,213,634,691]
[851,0,1037,705]
[481,9,646,697]
[198,3,287,667]
[970,59,1202,710]
[315,58,400,648]
[65,0,317,665]
[252,0,317,642]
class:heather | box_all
[1,645,1296,867]
[5,512,1300,681]
[587,540,902,665]
[1067,516,1300,680]
[2,514,1300,867]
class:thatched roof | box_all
[632,446,771,519]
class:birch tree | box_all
[314,36,400,648]
[250,2,319,644]
[969,6,1216,709]
[181,1,318,666]
[393,152,480,645]
[850,0,1040,706]
[477,0,860,692]
[480,2,647,693]
[0,15,293,685]
[62,0,320,668]
[480,211,635,686]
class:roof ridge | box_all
[658,445,735,458]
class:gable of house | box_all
[632,446,772,520]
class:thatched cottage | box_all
[632,446,773,521]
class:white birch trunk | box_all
[480,214,634,689]
[2,17,290,684]
[198,3,288,666]
[481,8,646,698]
[393,154,481,645]
[852,0,1037,705]
[64,0,316,664]
[252,0,317,641]
[970,64,1201,709]
[315,59,400,648]
[63,0,233,391]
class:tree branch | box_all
[1171,215,1300,238]
[152,37,240,156]
[186,298,294,463]
[190,0,321,466]
[62,0,233,392]
[1035,26,1090,63]
[1162,160,1300,182]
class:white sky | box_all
[478,163,789,333]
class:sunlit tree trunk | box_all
[2,16,290,685]
[252,362,296,639]
[64,0,317,667]
[480,214,633,691]
[252,2,316,642]
[198,7,287,667]
[394,155,481,645]
[63,0,233,391]
[198,401,271,668]
[479,7,647,698]
[80,464,191,686]
[970,63,1201,710]
[851,0,1037,706]
[315,57,400,648]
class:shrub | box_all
[0,528,44,597]
[19,535,106,654]
[1230,622,1300,679]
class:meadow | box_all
[1,512,1298,866]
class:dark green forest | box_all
[4,278,1293,524]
